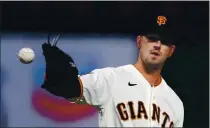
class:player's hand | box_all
[41,39,80,99]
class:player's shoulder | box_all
[115,64,132,69]
[113,64,134,72]
[162,80,184,109]
[90,66,115,74]
[91,64,132,74]
[79,64,132,79]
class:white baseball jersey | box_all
[79,64,184,127]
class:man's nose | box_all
[153,41,162,50]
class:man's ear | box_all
[168,45,176,57]
[137,35,143,49]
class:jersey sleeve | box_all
[78,67,115,106]
[174,103,184,127]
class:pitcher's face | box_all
[137,35,175,66]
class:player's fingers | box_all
[51,34,60,46]
[54,34,60,46]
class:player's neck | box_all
[134,60,162,86]
[136,59,162,75]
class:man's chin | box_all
[147,60,163,67]
[147,60,160,65]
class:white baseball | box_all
[18,47,35,64]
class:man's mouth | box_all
[151,51,160,56]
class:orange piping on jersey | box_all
[161,112,171,128]
[76,77,84,102]
[151,103,161,123]
[116,102,129,121]
[127,101,137,120]
[137,101,148,120]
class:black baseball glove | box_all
[41,35,81,99]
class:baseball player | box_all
[41,16,184,127]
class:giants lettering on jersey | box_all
[116,101,174,128]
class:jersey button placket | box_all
[151,89,157,127]
[149,86,154,127]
